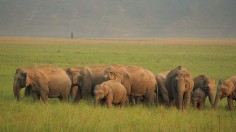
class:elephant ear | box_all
[103,84,109,95]
[122,72,130,83]
[227,81,235,94]
[81,67,92,79]
[184,73,194,90]
[20,72,27,78]
[15,68,21,74]
[66,68,73,74]
[66,68,74,80]
[19,71,28,87]
[172,74,178,88]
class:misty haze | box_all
[0,0,236,38]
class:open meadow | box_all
[0,37,236,131]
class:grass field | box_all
[0,37,236,131]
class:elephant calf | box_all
[94,80,127,108]
[191,88,206,110]
[214,76,236,111]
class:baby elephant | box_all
[191,88,206,110]
[94,80,127,108]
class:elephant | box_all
[156,71,170,106]
[94,80,127,108]
[193,75,216,107]
[191,88,206,110]
[73,65,113,103]
[13,65,72,103]
[165,66,194,110]
[65,67,82,97]
[72,64,126,103]
[104,65,157,107]
[214,76,236,111]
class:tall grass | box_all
[0,37,236,131]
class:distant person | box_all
[71,32,73,39]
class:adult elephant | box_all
[73,65,116,103]
[65,67,82,97]
[156,71,169,106]
[193,75,216,107]
[104,65,157,106]
[165,66,194,110]
[214,76,236,111]
[13,65,72,103]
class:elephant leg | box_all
[184,91,191,109]
[199,101,204,110]
[169,99,175,108]
[39,89,48,104]
[61,91,70,102]
[24,86,31,97]
[32,91,40,102]
[186,91,192,107]
[197,102,200,110]
[61,95,69,102]
[125,95,129,106]
[120,96,126,108]
[135,96,141,104]
[193,102,197,109]
[227,97,234,111]
[158,95,163,105]
[145,89,155,107]
[107,99,113,108]
[129,95,135,105]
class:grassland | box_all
[0,37,236,131]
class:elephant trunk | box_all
[178,90,184,110]
[13,80,21,101]
[73,88,82,103]
[176,81,185,110]
[208,89,215,107]
[213,91,221,109]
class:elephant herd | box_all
[13,65,236,111]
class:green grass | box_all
[0,37,236,131]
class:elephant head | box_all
[66,68,81,86]
[202,78,216,106]
[104,67,124,83]
[172,71,193,110]
[213,80,235,109]
[13,69,29,101]
[94,83,109,107]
